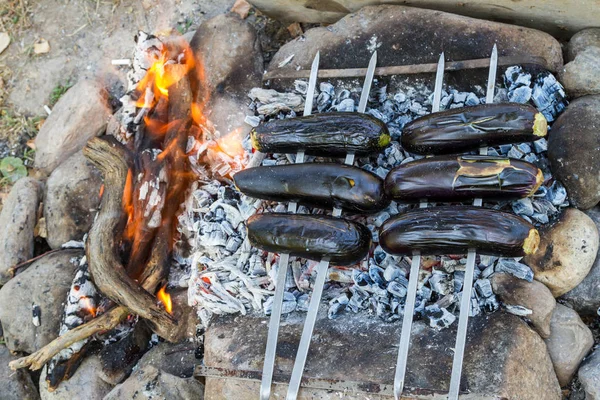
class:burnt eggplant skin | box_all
[385,155,544,202]
[379,206,540,257]
[401,103,548,155]
[247,213,372,265]
[234,163,389,213]
[251,112,391,157]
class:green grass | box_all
[177,18,193,35]
[49,81,73,106]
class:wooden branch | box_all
[263,55,552,80]
[83,137,178,341]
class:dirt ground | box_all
[0,0,291,203]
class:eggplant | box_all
[247,213,371,265]
[401,103,548,155]
[385,155,543,202]
[234,163,389,213]
[379,206,540,257]
[251,112,391,157]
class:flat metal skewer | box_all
[260,51,320,400]
[285,51,378,400]
[393,52,445,400]
[448,44,497,400]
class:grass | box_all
[49,81,73,106]
[0,0,31,33]
[177,18,193,35]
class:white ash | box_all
[186,67,568,329]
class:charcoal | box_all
[383,264,403,282]
[533,199,558,215]
[487,147,500,156]
[469,294,481,317]
[533,138,548,153]
[508,84,532,104]
[394,92,407,103]
[424,304,456,330]
[370,85,387,104]
[375,167,389,179]
[328,293,349,319]
[524,153,538,163]
[319,82,335,96]
[512,197,534,216]
[409,101,427,116]
[335,98,355,112]
[454,271,465,293]
[294,80,308,94]
[440,94,453,110]
[505,304,533,316]
[504,66,531,90]
[546,181,567,206]
[465,93,480,106]
[531,212,549,224]
[499,144,512,155]
[475,278,493,298]
[435,293,457,309]
[369,265,387,289]
[495,258,534,282]
[532,72,568,123]
[394,115,413,131]
[484,295,500,312]
[507,145,524,159]
[336,89,350,102]
[481,264,495,279]
[429,270,452,295]
[387,281,408,298]
[453,92,467,104]
[493,88,509,103]
[479,255,498,267]
[417,286,432,302]
[317,92,332,112]
[518,143,532,154]
[367,108,388,123]
[263,291,296,315]
[352,269,372,288]
[440,257,458,273]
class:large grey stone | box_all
[190,13,263,140]
[524,208,599,296]
[34,79,111,175]
[491,273,556,338]
[0,344,39,400]
[579,348,600,400]
[0,249,82,353]
[568,28,600,61]
[40,355,114,400]
[267,5,563,92]
[103,365,204,400]
[562,207,600,315]
[544,304,594,387]
[560,46,600,98]
[44,151,102,249]
[0,177,42,285]
[204,309,560,399]
[548,95,600,210]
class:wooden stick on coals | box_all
[447,44,498,400]
[285,51,378,400]
[393,52,445,400]
[259,51,321,400]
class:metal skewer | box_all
[285,51,378,400]
[393,52,445,400]
[259,51,320,400]
[448,44,497,400]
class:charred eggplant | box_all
[247,213,371,265]
[234,163,389,213]
[385,155,543,202]
[379,206,540,257]
[251,112,391,157]
[401,103,547,155]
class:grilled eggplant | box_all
[379,206,540,257]
[401,103,547,155]
[247,213,371,265]
[385,155,543,202]
[251,112,391,157]
[234,163,389,213]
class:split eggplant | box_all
[401,103,547,155]
[247,213,372,265]
[251,112,391,157]
[234,163,389,213]
[379,206,540,257]
[385,155,543,202]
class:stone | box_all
[204,309,560,399]
[189,13,262,139]
[579,348,600,400]
[560,46,600,97]
[267,5,562,92]
[136,341,197,379]
[568,28,600,61]
[0,249,82,353]
[103,365,204,400]
[562,207,600,315]
[44,151,103,249]
[544,304,594,387]
[168,288,201,343]
[548,95,600,210]
[0,177,42,285]
[34,79,111,175]
[0,345,39,400]
[524,208,599,297]
[39,354,114,400]
[491,273,556,338]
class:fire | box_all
[157,286,172,314]
[216,128,246,159]
[80,297,97,318]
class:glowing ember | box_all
[157,286,172,314]
[80,297,97,318]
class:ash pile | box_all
[185,65,569,329]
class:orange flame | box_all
[99,184,105,199]
[157,286,172,314]
[216,128,246,159]
[80,297,97,318]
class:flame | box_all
[216,128,246,158]
[157,286,172,314]
[80,297,97,318]
[99,184,105,199]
